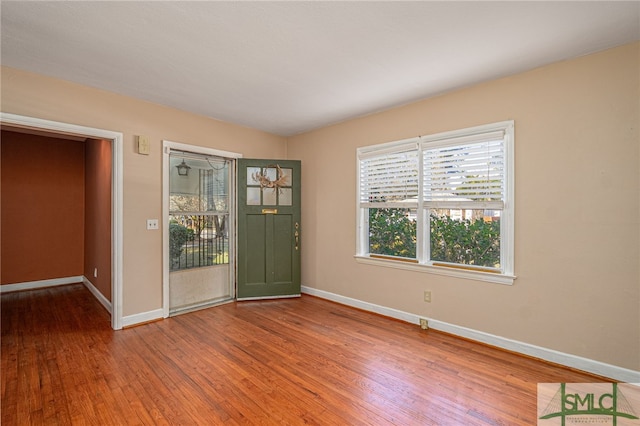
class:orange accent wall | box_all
[1,131,85,284]
[84,139,112,301]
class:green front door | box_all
[237,159,301,299]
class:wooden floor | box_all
[2,284,606,425]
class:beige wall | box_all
[1,66,287,316]
[1,42,638,372]
[288,42,640,371]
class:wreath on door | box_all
[252,164,289,192]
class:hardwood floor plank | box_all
[2,284,610,425]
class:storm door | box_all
[168,151,234,315]
[237,159,301,300]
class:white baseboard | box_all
[0,276,84,293]
[301,286,640,383]
[1,275,159,329]
[122,308,164,328]
[82,277,112,314]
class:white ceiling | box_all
[2,1,639,136]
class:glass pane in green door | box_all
[247,187,261,205]
[247,167,261,185]
[263,188,277,205]
[279,188,292,206]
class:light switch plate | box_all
[137,135,150,155]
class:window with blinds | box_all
[423,131,505,209]
[359,145,419,207]
[356,121,515,283]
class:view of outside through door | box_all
[168,152,233,315]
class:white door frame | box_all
[0,112,124,330]
[162,140,242,318]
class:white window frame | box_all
[355,121,515,285]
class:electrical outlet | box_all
[419,318,429,330]
[424,291,432,303]
[147,219,159,230]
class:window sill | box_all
[354,255,516,285]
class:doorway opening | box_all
[162,141,241,317]
[0,112,124,329]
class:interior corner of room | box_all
[1,1,638,399]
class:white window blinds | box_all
[422,130,506,209]
[358,123,510,210]
[359,144,419,207]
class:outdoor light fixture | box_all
[176,160,191,176]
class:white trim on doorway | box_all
[162,140,242,319]
[0,112,124,330]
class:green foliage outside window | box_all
[169,222,193,261]
[368,208,500,268]
[369,208,417,258]
[430,214,500,268]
